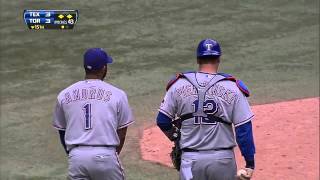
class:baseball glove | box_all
[170,121,182,171]
[170,139,182,171]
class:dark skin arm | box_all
[116,127,128,154]
[58,130,69,155]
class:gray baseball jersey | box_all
[159,72,254,150]
[52,79,134,151]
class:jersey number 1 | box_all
[83,103,92,130]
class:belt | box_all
[74,144,115,148]
[182,147,233,152]
[172,113,232,129]
[70,145,115,151]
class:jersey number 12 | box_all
[83,103,92,130]
[192,99,218,125]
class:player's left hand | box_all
[236,168,254,180]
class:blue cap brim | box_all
[202,51,220,56]
[106,56,113,64]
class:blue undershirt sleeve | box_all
[235,121,256,169]
[156,112,173,131]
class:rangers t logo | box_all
[205,43,213,51]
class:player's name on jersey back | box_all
[23,10,78,30]
[63,88,113,104]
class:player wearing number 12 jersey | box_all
[52,48,134,180]
[156,39,256,180]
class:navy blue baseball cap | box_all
[83,48,113,70]
[197,39,221,58]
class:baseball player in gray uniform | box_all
[53,48,134,180]
[156,39,256,180]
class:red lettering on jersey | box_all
[73,89,80,101]
[81,89,88,100]
[97,89,105,100]
[89,88,96,99]
[64,92,72,104]
[104,91,112,102]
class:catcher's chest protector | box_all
[166,72,250,97]
[182,73,226,118]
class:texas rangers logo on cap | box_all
[205,43,213,51]
[197,39,221,57]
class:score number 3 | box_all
[82,103,92,130]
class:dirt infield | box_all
[140,98,319,180]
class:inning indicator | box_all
[23,10,78,30]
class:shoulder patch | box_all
[236,80,250,97]
[166,73,185,91]
[218,72,250,97]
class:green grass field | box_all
[0,0,319,179]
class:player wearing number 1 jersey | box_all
[52,48,134,180]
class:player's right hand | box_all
[236,168,254,180]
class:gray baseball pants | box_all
[68,146,125,180]
[180,149,237,180]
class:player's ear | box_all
[103,65,108,74]
[102,65,107,71]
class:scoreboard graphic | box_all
[23,10,78,30]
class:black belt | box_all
[70,145,115,152]
[74,145,115,148]
[172,113,232,129]
[69,144,116,151]
[182,147,233,152]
